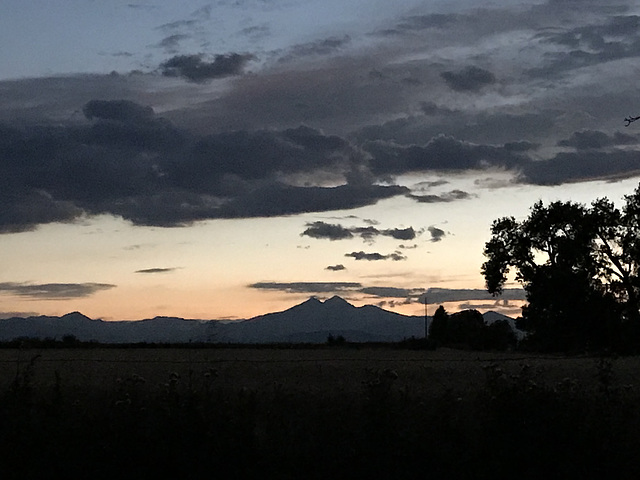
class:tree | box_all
[429,305,449,343]
[482,184,640,352]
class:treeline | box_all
[428,307,517,351]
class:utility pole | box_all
[424,292,429,339]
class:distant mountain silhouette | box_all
[0,296,518,344]
[216,296,426,343]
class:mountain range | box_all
[0,296,518,344]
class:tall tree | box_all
[482,185,640,351]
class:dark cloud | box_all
[345,251,407,261]
[408,190,473,204]
[440,66,496,92]
[157,34,190,53]
[279,35,351,62]
[426,287,526,304]
[383,227,417,241]
[160,53,254,82]
[419,101,458,116]
[135,268,177,274]
[0,311,41,319]
[379,13,460,35]
[249,282,361,294]
[325,264,346,271]
[523,149,640,185]
[215,184,409,220]
[83,99,154,123]
[0,282,116,300]
[557,130,638,149]
[529,15,640,78]
[302,222,353,241]
[504,141,540,152]
[0,105,416,231]
[157,19,198,32]
[301,222,417,242]
[427,226,446,243]
[364,136,527,175]
[356,111,558,147]
[361,286,423,298]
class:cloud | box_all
[425,287,526,304]
[440,66,496,92]
[523,149,640,185]
[0,106,413,231]
[249,282,361,294]
[364,136,527,175]
[135,268,177,274]
[0,311,42,319]
[0,282,116,300]
[361,286,423,298]
[408,190,473,204]
[557,130,638,149]
[83,99,154,122]
[160,53,254,82]
[279,35,351,62]
[156,34,190,53]
[302,222,353,240]
[301,222,418,242]
[325,264,346,271]
[427,226,446,242]
[529,15,640,79]
[345,251,407,261]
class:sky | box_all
[2,0,640,321]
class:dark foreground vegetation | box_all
[1,347,640,479]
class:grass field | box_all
[1,346,640,479]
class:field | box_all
[2,346,640,479]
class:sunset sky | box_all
[2,0,640,321]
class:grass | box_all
[1,347,640,479]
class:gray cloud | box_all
[528,14,640,78]
[160,53,254,82]
[426,287,526,304]
[0,282,116,300]
[83,99,154,122]
[302,222,353,240]
[0,105,412,231]
[279,35,351,62]
[249,282,361,294]
[524,149,640,185]
[408,190,473,204]
[325,264,346,271]
[135,268,178,274]
[345,251,407,261]
[301,222,417,242]
[364,136,527,175]
[427,226,446,243]
[247,283,526,310]
[440,66,496,92]
[157,34,190,53]
[361,286,423,298]
[557,129,638,149]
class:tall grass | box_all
[1,351,639,479]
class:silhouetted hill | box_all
[216,295,426,343]
[0,297,519,344]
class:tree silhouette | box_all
[482,184,640,351]
[429,305,449,344]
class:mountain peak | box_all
[61,311,92,321]
[323,296,353,308]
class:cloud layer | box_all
[0,283,116,300]
[2,0,640,237]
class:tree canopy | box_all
[482,183,640,352]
